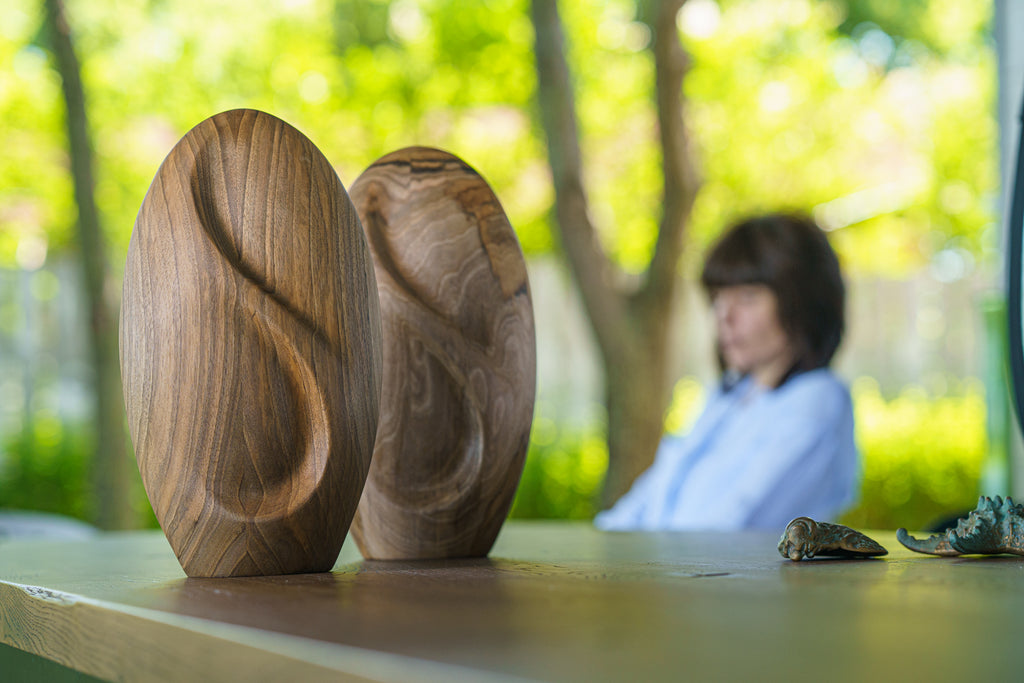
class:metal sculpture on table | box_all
[778,517,888,561]
[897,496,1024,556]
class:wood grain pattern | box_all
[349,147,535,560]
[6,526,1024,682]
[121,109,382,577]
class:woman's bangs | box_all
[701,244,770,291]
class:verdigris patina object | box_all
[778,517,888,561]
[897,495,1024,556]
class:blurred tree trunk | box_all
[43,0,134,529]
[530,0,700,506]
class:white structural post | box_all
[996,0,1024,495]
[998,2,1024,195]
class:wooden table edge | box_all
[0,579,529,683]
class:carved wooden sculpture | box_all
[121,109,382,577]
[349,147,535,560]
[778,517,888,561]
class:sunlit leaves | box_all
[0,6,71,264]
[0,0,1002,526]
[684,0,996,277]
[842,376,988,530]
[0,0,998,279]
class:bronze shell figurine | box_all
[778,517,888,561]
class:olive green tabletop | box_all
[0,522,1021,682]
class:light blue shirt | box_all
[594,368,858,531]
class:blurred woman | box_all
[594,213,858,531]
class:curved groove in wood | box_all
[362,327,484,514]
[212,305,331,523]
[357,153,527,350]
[187,150,334,523]
[122,109,381,577]
[187,129,332,348]
[350,147,535,560]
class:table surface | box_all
[1,522,1023,682]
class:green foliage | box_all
[0,373,992,531]
[0,417,157,527]
[0,0,997,276]
[681,0,997,277]
[510,422,608,519]
[511,376,706,519]
[0,0,1002,527]
[0,0,551,266]
[841,377,987,531]
[835,0,990,54]
[0,417,89,520]
[0,10,73,264]
[512,375,988,529]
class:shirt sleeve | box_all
[595,383,729,531]
[739,393,857,529]
[667,373,857,531]
[593,436,685,530]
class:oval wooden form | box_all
[349,147,536,560]
[121,109,382,577]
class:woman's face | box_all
[711,284,794,386]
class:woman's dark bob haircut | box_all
[700,213,845,383]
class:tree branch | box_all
[45,0,104,306]
[530,0,629,362]
[44,0,133,529]
[530,0,702,501]
[638,0,700,317]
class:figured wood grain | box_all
[349,148,535,560]
[121,109,382,577]
[0,581,385,683]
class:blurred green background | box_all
[0,0,1005,531]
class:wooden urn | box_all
[121,109,382,577]
[349,147,536,560]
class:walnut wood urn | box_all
[349,147,536,560]
[121,109,382,577]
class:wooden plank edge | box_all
[0,580,530,683]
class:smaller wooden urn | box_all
[349,147,536,560]
[121,110,382,577]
